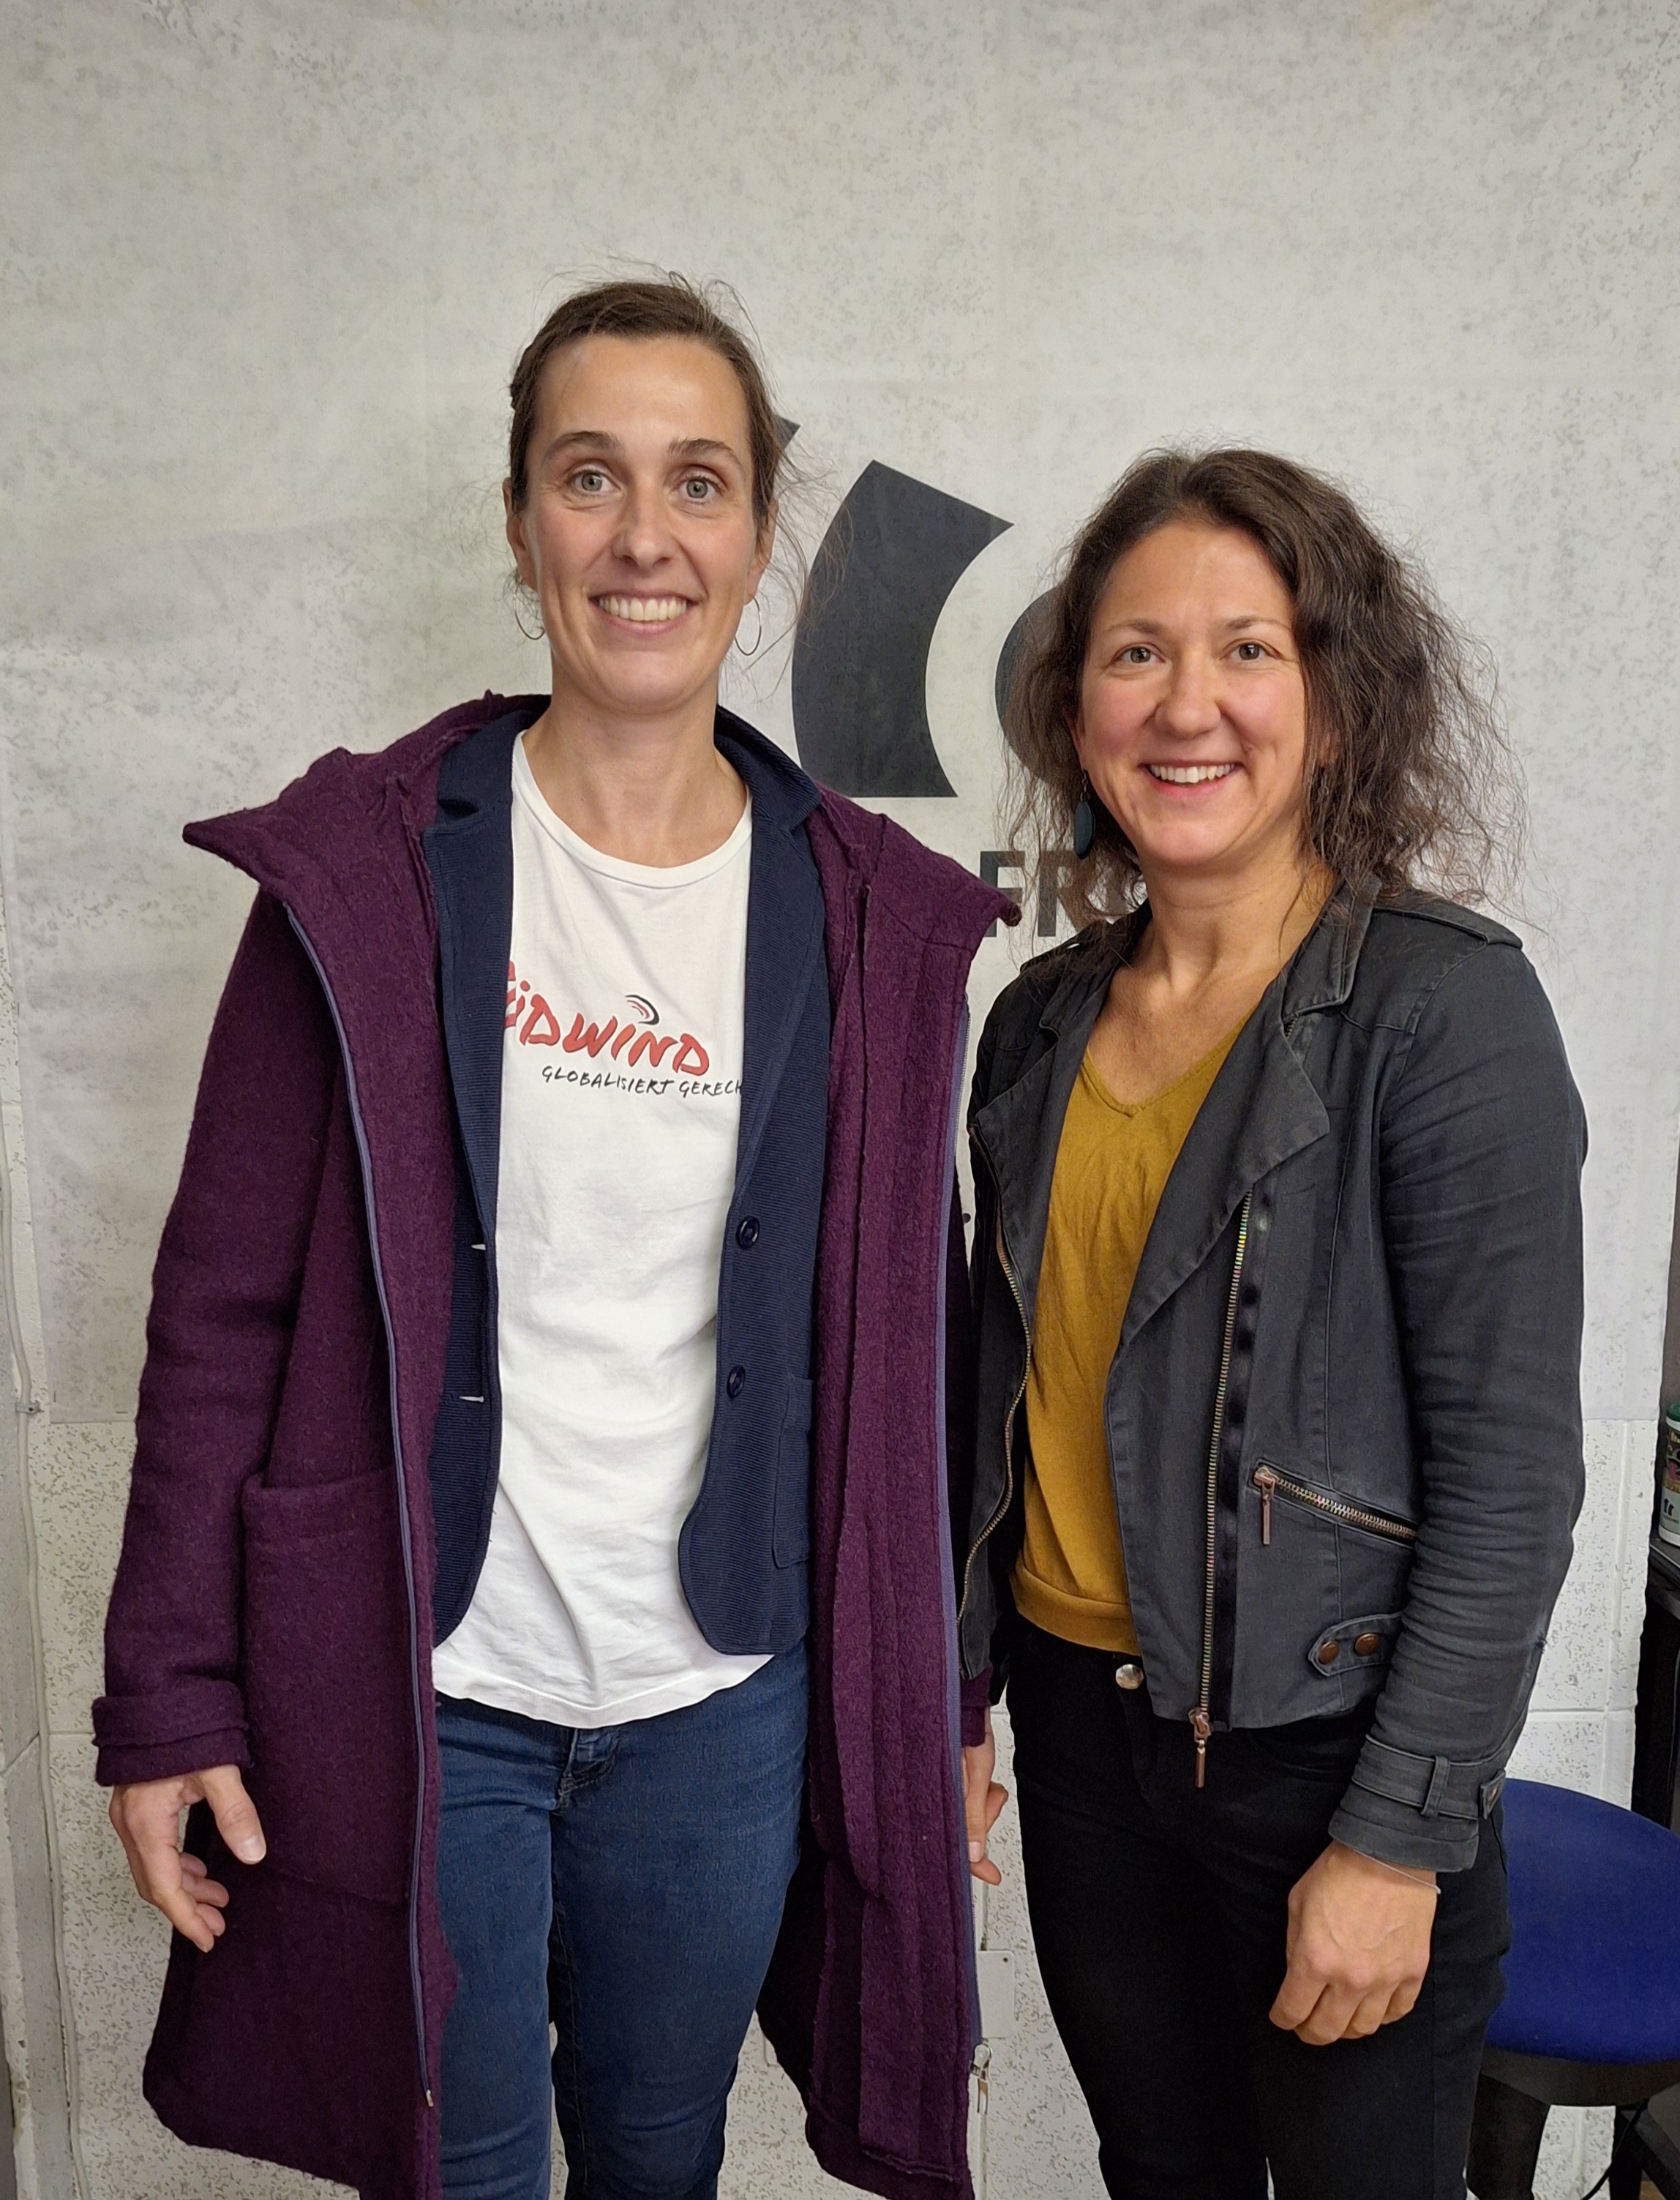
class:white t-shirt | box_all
[430,736,768,1727]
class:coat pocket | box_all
[240,1470,416,1907]
[1251,1464,1419,1548]
[773,1377,814,1566]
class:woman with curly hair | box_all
[956,449,1584,2199]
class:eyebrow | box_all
[539,429,746,470]
[1096,612,1293,639]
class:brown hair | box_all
[507,275,788,542]
[1005,447,1522,929]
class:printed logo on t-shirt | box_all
[506,963,740,1098]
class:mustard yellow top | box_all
[1014,1028,1240,1654]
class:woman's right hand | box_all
[109,1766,266,1953]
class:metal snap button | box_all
[1114,1661,1145,1692]
[1353,1631,1381,1658]
[1315,1639,1340,1667]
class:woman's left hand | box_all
[961,1711,1010,1885]
[1268,1840,1438,2045]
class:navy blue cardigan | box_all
[421,705,830,1654]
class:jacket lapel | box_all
[1120,891,1373,1347]
[421,709,534,1243]
[1117,980,1326,1347]
[717,719,825,1191]
[968,941,1118,1331]
[419,705,826,1235]
[972,891,1377,1350]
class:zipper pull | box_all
[972,2040,991,2115]
[1190,1708,1211,1789]
[1254,1467,1276,1546]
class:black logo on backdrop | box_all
[787,456,1069,938]
[791,462,1010,797]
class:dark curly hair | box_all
[1005,447,1523,929]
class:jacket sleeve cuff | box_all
[91,1680,249,1788]
[94,1729,252,1789]
[960,1666,992,1748]
[1329,1735,1510,1874]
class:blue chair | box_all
[1467,1778,1680,2199]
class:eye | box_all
[570,467,610,495]
[1116,644,1155,667]
[679,475,719,503]
[1231,640,1268,662]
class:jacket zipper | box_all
[1251,1466,1418,1548]
[957,1137,1030,1628]
[287,913,435,2111]
[1191,1191,1252,1791]
[934,1010,986,2062]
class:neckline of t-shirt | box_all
[1079,1021,1243,1119]
[512,735,752,888]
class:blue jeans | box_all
[435,1645,807,2200]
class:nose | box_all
[1158,649,1223,740]
[612,479,676,570]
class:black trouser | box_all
[1008,1621,1511,2200]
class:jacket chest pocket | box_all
[1250,1464,1418,1549]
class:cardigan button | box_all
[726,1366,746,1399]
[736,1216,760,1249]
[1353,1632,1382,1658]
[1315,1639,1340,1667]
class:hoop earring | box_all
[735,598,764,658]
[1072,771,1097,861]
[513,594,544,643]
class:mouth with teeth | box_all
[593,594,696,628]
[1144,763,1239,786]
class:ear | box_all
[747,499,778,595]
[503,482,536,591]
[1067,706,1088,774]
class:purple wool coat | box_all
[94,695,1013,2200]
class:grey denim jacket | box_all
[960,889,1586,1871]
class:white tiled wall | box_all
[1513,1420,1655,1803]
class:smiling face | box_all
[1075,520,1313,893]
[504,333,773,727]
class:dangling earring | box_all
[734,598,764,658]
[1072,771,1096,860]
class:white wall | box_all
[1,1,1677,2194]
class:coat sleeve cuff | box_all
[1327,1795,1479,1874]
[1329,1735,1511,1873]
[960,1666,992,1748]
[91,1680,249,1787]
[94,1729,252,1789]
